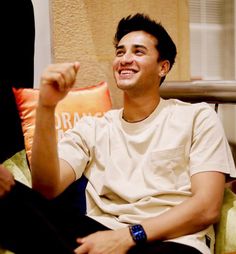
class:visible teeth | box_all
[120,70,134,74]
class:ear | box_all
[158,60,170,78]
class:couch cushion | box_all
[12,82,112,165]
[3,149,31,187]
[215,187,236,254]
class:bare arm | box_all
[31,62,80,199]
[142,171,225,241]
[74,171,226,253]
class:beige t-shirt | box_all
[58,98,236,254]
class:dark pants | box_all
[0,181,202,254]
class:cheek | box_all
[144,61,159,74]
[112,59,118,70]
[112,59,119,71]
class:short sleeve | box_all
[189,104,236,178]
[58,117,95,180]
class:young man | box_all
[0,13,236,254]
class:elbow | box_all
[31,170,62,199]
[207,209,221,225]
[32,181,60,200]
[199,208,221,227]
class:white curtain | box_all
[189,0,235,80]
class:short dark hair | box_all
[114,13,177,84]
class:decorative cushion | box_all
[12,82,112,165]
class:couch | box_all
[1,81,236,254]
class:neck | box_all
[122,92,160,123]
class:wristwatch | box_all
[129,224,147,245]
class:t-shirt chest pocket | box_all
[146,146,188,190]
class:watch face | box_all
[129,224,147,244]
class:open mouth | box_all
[118,69,138,78]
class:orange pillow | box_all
[13,82,112,165]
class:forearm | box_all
[74,193,220,254]
[141,172,225,242]
[30,62,80,198]
[142,196,215,242]
[31,103,60,198]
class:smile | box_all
[118,68,138,74]
[118,68,138,79]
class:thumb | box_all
[73,61,80,73]
[76,237,86,244]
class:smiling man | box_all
[0,13,236,254]
[113,30,166,123]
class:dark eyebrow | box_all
[116,45,125,50]
[133,44,148,50]
[115,44,147,50]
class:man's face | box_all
[113,31,163,93]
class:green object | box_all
[3,149,31,187]
[215,187,236,254]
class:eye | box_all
[135,49,145,56]
[116,49,125,57]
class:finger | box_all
[49,62,79,91]
[60,66,77,90]
[0,165,15,184]
[73,61,80,73]
[41,72,65,92]
[0,175,15,190]
[0,177,15,197]
[64,61,80,89]
[54,71,69,92]
[76,237,85,244]
[40,62,81,94]
[74,243,88,254]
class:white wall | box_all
[31,0,51,87]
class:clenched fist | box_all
[39,62,80,107]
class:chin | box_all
[116,82,135,90]
[116,78,136,89]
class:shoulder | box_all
[166,98,214,111]
[164,99,217,120]
[103,108,122,119]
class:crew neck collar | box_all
[119,98,166,132]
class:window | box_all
[189,0,235,80]
[189,0,236,143]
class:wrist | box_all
[115,227,136,250]
[38,98,57,110]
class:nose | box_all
[120,52,134,65]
